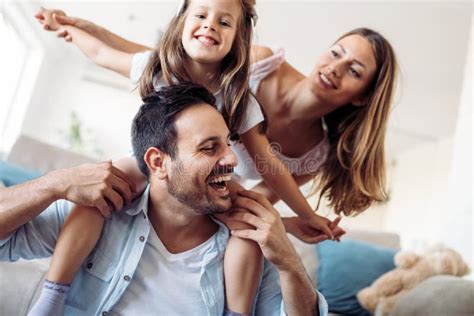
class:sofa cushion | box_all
[316,238,397,316]
[390,275,474,316]
[6,134,95,173]
[0,259,50,315]
[0,160,42,187]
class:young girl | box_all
[31,2,340,315]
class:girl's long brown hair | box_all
[139,0,257,136]
[314,28,398,216]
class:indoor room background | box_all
[0,0,472,274]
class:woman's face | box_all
[310,34,377,108]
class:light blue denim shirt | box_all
[0,186,328,316]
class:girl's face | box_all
[310,34,377,108]
[182,0,242,66]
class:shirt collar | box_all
[125,185,151,216]
[124,186,230,248]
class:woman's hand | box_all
[303,212,336,239]
[285,216,346,244]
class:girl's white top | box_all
[130,51,264,136]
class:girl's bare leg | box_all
[29,158,147,316]
[28,205,105,316]
[47,205,105,282]
[217,215,264,315]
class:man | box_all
[0,83,328,315]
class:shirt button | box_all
[124,275,131,282]
[86,262,93,269]
[139,236,145,242]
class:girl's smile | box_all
[182,0,241,65]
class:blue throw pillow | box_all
[0,160,42,187]
[316,239,396,316]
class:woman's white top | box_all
[234,48,330,180]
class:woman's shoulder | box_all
[250,45,276,63]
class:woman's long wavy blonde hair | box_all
[139,0,257,136]
[314,28,398,216]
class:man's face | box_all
[166,103,238,215]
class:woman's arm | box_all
[240,126,334,238]
[35,7,152,53]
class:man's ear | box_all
[144,147,168,179]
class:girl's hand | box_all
[305,213,335,239]
[329,216,346,242]
[34,7,67,31]
[57,26,73,42]
[35,7,87,34]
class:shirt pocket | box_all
[83,248,115,282]
[64,249,115,312]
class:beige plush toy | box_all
[357,244,470,316]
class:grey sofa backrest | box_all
[7,134,95,173]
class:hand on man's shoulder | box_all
[51,161,136,218]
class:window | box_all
[0,3,43,153]
[0,11,27,145]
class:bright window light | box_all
[0,11,27,148]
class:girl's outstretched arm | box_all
[55,25,135,77]
[35,7,151,53]
[240,126,334,239]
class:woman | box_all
[244,28,397,219]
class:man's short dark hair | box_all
[131,82,217,177]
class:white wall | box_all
[383,137,454,249]
[383,20,472,271]
[21,54,141,159]
[0,2,44,153]
[444,21,473,273]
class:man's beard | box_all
[167,161,231,215]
